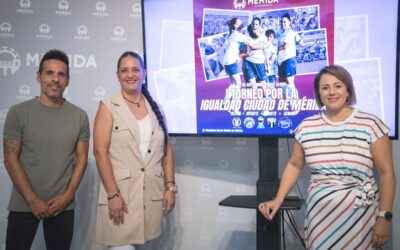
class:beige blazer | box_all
[96,91,166,246]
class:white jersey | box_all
[223,30,247,65]
[245,33,268,64]
[265,41,277,76]
[277,29,301,64]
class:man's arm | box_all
[3,138,51,219]
[47,140,89,216]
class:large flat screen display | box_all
[142,0,399,138]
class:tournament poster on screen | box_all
[194,0,334,135]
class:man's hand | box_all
[47,194,71,217]
[28,197,51,219]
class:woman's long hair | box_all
[227,17,239,36]
[248,17,261,39]
[117,51,169,154]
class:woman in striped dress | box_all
[258,65,396,249]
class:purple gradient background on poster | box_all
[193,0,334,135]
[142,0,398,137]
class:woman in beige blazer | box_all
[94,51,176,249]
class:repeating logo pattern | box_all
[0,47,21,76]
[218,159,229,171]
[198,230,212,242]
[129,3,141,17]
[169,136,177,145]
[216,206,230,222]
[93,1,108,17]
[16,84,32,100]
[0,22,14,38]
[181,159,196,174]
[36,23,53,39]
[0,109,8,123]
[199,137,214,150]
[74,25,90,40]
[111,26,127,41]
[39,24,50,34]
[56,0,72,15]
[201,137,212,146]
[19,85,30,94]
[91,86,106,101]
[0,157,5,174]
[20,0,31,8]
[235,184,246,193]
[0,22,11,32]
[236,138,247,146]
[94,86,105,97]
[199,182,212,197]
[181,206,195,221]
[17,0,34,13]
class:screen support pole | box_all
[256,137,281,250]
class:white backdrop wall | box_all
[0,1,398,250]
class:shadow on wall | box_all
[29,161,104,250]
[71,160,102,250]
[218,230,256,250]
[153,210,181,250]
[172,137,259,186]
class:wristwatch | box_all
[377,211,393,222]
[166,184,178,194]
[107,189,120,200]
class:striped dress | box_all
[295,109,389,250]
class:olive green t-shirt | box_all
[3,98,90,212]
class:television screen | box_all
[142,0,399,138]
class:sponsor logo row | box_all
[16,0,141,16]
[1,22,129,42]
[233,116,293,130]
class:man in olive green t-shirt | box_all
[2,49,90,250]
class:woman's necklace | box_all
[123,94,143,107]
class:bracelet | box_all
[165,181,175,185]
[165,184,178,194]
[107,189,120,200]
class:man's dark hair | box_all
[39,49,70,77]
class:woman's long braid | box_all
[141,86,168,154]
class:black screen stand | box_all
[219,137,303,250]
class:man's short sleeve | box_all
[79,112,90,141]
[3,106,23,140]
